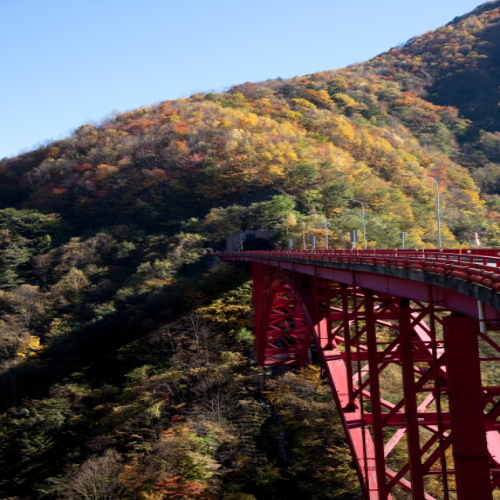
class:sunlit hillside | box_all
[3,32,500,248]
[1,2,500,500]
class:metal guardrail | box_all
[216,248,500,498]
[216,249,500,293]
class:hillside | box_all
[361,0,500,157]
[2,44,499,248]
[1,2,500,500]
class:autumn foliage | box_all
[2,22,500,248]
[154,476,214,500]
[2,3,500,500]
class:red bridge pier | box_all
[221,250,500,500]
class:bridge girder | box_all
[245,256,500,500]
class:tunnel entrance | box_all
[242,235,273,251]
[226,230,275,251]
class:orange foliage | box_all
[148,169,169,181]
[46,147,61,159]
[154,477,214,500]
[77,163,94,172]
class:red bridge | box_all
[218,248,500,500]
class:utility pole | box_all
[340,199,367,249]
[308,211,329,249]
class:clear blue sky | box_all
[0,0,486,159]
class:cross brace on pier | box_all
[220,249,500,500]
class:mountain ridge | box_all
[361,1,500,135]
[448,0,500,25]
[1,4,500,498]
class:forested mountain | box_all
[1,2,500,500]
[363,0,500,134]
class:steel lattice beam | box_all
[243,254,500,500]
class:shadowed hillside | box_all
[1,2,500,500]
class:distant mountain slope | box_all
[0,59,494,248]
[2,3,500,500]
[2,2,500,253]
[449,0,500,25]
[361,1,500,134]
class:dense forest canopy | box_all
[2,2,500,499]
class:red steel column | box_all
[252,263,264,364]
[443,315,492,500]
[252,263,273,365]
[399,298,425,500]
[342,284,356,409]
[365,289,389,499]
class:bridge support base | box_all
[443,315,491,500]
[252,262,498,500]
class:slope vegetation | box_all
[1,2,500,500]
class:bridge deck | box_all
[218,249,500,500]
[220,249,500,327]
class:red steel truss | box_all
[219,249,500,500]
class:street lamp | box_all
[401,231,407,250]
[282,224,293,250]
[308,211,329,249]
[340,199,367,249]
[402,174,442,250]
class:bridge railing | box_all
[285,248,500,266]
[216,249,500,292]
[217,248,500,499]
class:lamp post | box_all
[302,222,306,250]
[403,174,442,250]
[284,225,295,250]
[340,199,367,249]
[308,211,328,249]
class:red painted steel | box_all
[216,249,500,500]
[258,274,312,365]
[443,316,491,500]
